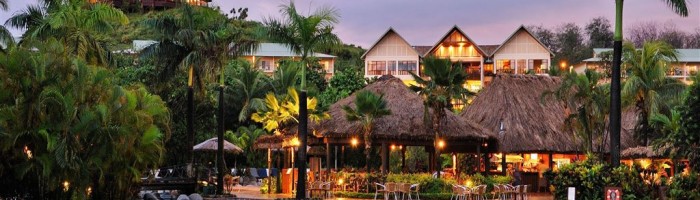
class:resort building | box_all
[242,43,337,79]
[578,48,700,83]
[363,25,554,91]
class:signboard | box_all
[605,187,622,200]
[568,187,576,200]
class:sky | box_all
[1,0,699,48]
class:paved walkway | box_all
[214,185,554,200]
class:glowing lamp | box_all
[437,140,445,149]
[63,181,70,191]
[531,153,538,161]
[338,178,344,184]
[351,138,359,146]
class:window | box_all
[368,61,387,75]
[496,59,514,74]
[260,60,271,71]
[388,61,397,75]
[517,59,527,74]
[397,61,417,75]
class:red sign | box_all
[605,187,622,200]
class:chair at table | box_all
[374,182,398,200]
[518,185,529,200]
[473,185,487,200]
[451,184,467,200]
[321,181,333,199]
[409,183,420,200]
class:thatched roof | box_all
[462,74,639,153]
[307,146,326,157]
[461,74,577,153]
[253,134,285,150]
[315,75,495,142]
[621,146,667,159]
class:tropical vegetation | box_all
[342,90,391,174]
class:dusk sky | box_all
[1,0,699,48]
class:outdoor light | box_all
[187,66,194,87]
[531,153,538,161]
[291,137,300,147]
[86,187,92,196]
[391,144,396,150]
[399,145,403,150]
[338,178,344,184]
[437,140,445,149]
[483,142,488,147]
[62,181,70,192]
[23,146,32,159]
[350,138,359,146]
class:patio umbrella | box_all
[193,138,243,154]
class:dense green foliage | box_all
[544,157,660,200]
[0,41,170,199]
[668,173,700,199]
[674,75,700,172]
[622,41,686,146]
[343,91,391,173]
[319,66,367,109]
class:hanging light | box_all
[437,140,445,149]
[350,138,359,146]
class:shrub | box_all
[668,173,700,199]
[545,158,659,200]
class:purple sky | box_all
[2,0,699,48]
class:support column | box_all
[381,142,389,174]
[484,152,490,175]
[326,143,331,181]
[334,146,338,170]
[427,146,435,173]
[477,145,482,173]
[341,146,345,169]
[548,153,554,170]
[401,147,407,172]
[502,153,507,176]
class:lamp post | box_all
[498,120,507,176]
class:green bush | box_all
[668,173,700,200]
[544,158,658,200]
[259,178,277,194]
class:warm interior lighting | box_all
[437,140,445,148]
[390,144,396,150]
[86,187,92,196]
[399,145,403,150]
[338,178,344,184]
[639,159,652,169]
[531,153,538,161]
[350,138,358,146]
[465,180,473,187]
[560,61,567,68]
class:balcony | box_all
[496,69,514,74]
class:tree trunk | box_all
[609,2,623,166]
[296,90,308,199]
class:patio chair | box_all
[451,184,467,200]
[374,182,398,200]
[322,181,333,199]
[396,183,413,200]
[248,168,260,185]
[409,184,421,200]
[473,185,487,200]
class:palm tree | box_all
[610,0,689,167]
[264,3,341,196]
[227,60,271,122]
[408,57,472,177]
[7,0,128,65]
[342,90,391,174]
[141,4,259,86]
[622,41,686,146]
[545,70,610,153]
[0,0,14,51]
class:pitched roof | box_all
[245,43,335,58]
[424,25,486,57]
[361,28,421,59]
[412,46,433,56]
[478,45,501,56]
[315,75,495,141]
[491,25,555,56]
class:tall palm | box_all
[622,41,686,146]
[264,3,340,195]
[342,90,391,174]
[7,0,128,65]
[409,57,472,177]
[265,1,340,89]
[545,70,610,153]
[610,0,688,167]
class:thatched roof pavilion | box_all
[254,134,285,150]
[462,74,640,153]
[461,74,577,153]
[314,75,496,149]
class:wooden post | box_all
[341,146,345,169]
[401,146,407,172]
[427,146,435,173]
[326,142,331,181]
[548,153,554,170]
[381,142,389,174]
[502,153,507,176]
[477,145,482,173]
